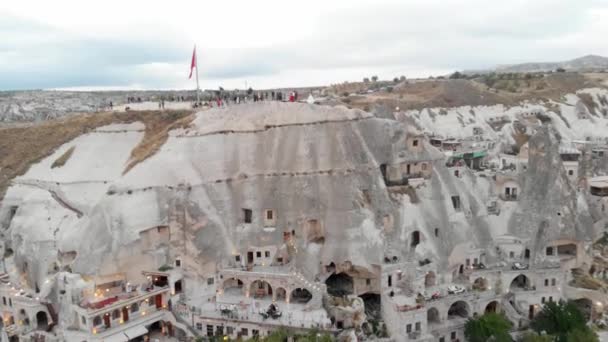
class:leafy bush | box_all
[449,71,464,79]
[464,313,512,342]
[531,301,596,342]
[158,264,173,272]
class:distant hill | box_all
[496,55,608,73]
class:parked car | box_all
[512,262,529,270]
[447,285,466,294]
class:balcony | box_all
[79,286,169,316]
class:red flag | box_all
[188,46,197,79]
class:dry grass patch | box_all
[123,111,195,174]
[570,268,607,291]
[0,109,194,200]
[51,146,75,168]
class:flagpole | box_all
[195,45,200,104]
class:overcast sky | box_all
[1,0,607,91]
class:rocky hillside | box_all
[496,55,608,73]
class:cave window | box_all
[544,279,549,286]
[509,251,514,258]
[266,210,274,220]
[235,255,241,262]
[451,196,461,210]
[435,228,439,237]
[388,275,392,287]
[541,297,545,303]
[256,251,261,258]
[568,170,574,176]
[413,139,419,147]
[546,247,554,255]
[366,278,371,286]
[207,278,214,285]
[264,251,270,258]
[551,278,556,286]
[1,297,5,305]
[175,259,181,267]
[549,296,553,302]
[455,170,459,177]
[243,209,252,223]
[277,257,283,263]
[7,206,18,227]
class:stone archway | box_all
[290,288,313,304]
[250,280,273,299]
[448,300,470,319]
[425,271,436,288]
[359,293,381,321]
[35,311,49,330]
[275,287,287,302]
[18,309,29,327]
[510,274,532,291]
[427,307,440,325]
[325,272,354,296]
[222,277,245,295]
[485,301,500,314]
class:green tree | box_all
[371,75,378,82]
[531,301,595,342]
[464,313,512,342]
[520,332,553,342]
[449,71,464,79]
[363,77,370,83]
[566,328,599,342]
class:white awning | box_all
[102,333,128,342]
[123,325,149,340]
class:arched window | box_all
[93,316,102,326]
[112,309,120,319]
[130,302,139,313]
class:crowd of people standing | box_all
[118,89,304,111]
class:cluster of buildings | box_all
[1,102,607,342]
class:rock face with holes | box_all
[0,101,605,341]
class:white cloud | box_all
[0,0,606,90]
